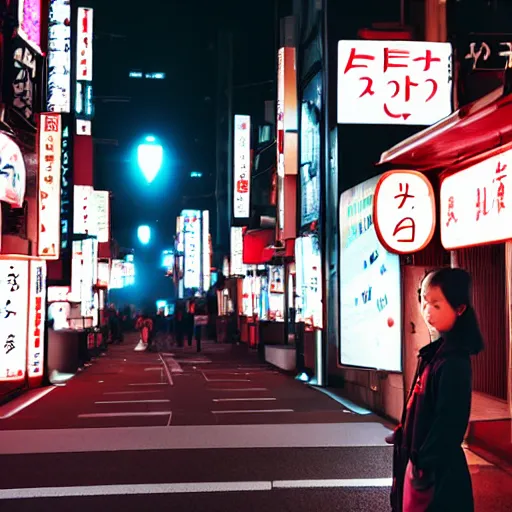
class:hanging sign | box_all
[76,7,93,81]
[337,40,453,125]
[233,115,251,219]
[38,113,62,259]
[27,260,47,378]
[374,170,436,254]
[47,0,72,113]
[0,259,30,382]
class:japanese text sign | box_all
[182,210,201,289]
[337,40,453,126]
[230,227,244,276]
[47,0,72,113]
[233,115,251,219]
[27,260,47,379]
[76,7,93,82]
[93,190,110,243]
[0,133,26,208]
[374,171,436,254]
[73,185,94,236]
[0,259,29,382]
[38,113,62,259]
[440,148,512,250]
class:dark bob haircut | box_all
[421,268,484,355]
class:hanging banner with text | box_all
[38,113,62,259]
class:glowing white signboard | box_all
[182,210,201,289]
[38,113,62,259]
[233,115,251,218]
[47,0,72,112]
[27,260,47,378]
[76,7,93,81]
[0,259,29,381]
[440,147,512,250]
[337,40,453,125]
[374,170,436,254]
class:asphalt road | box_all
[0,334,511,511]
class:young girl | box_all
[390,268,484,512]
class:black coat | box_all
[391,338,474,512]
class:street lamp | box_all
[137,135,163,183]
[137,225,151,245]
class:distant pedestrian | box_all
[135,313,154,352]
[389,268,484,512]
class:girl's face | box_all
[421,282,463,333]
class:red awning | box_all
[243,229,275,265]
[378,87,512,172]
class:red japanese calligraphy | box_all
[446,196,458,227]
[344,48,375,74]
[45,116,59,132]
[476,187,492,221]
[237,180,249,193]
[393,217,416,242]
[384,48,409,72]
[494,161,507,213]
[413,49,441,71]
[394,183,415,208]
[359,77,375,97]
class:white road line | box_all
[159,354,175,385]
[209,388,268,392]
[78,412,172,419]
[103,390,163,395]
[0,479,392,499]
[212,409,294,414]
[94,400,170,405]
[144,367,163,372]
[128,383,167,387]
[213,398,277,402]
[273,478,393,489]
[162,356,184,373]
[0,386,56,419]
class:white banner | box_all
[202,210,210,291]
[233,115,251,218]
[27,260,47,378]
[81,238,97,318]
[38,113,62,259]
[441,147,512,249]
[230,227,244,276]
[183,210,201,289]
[0,133,26,207]
[47,0,72,112]
[337,40,453,126]
[74,185,95,236]
[93,190,110,243]
[76,7,93,81]
[0,260,29,381]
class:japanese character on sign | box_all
[475,160,507,221]
[4,334,15,355]
[494,161,507,213]
[465,42,491,70]
[446,196,458,227]
[45,116,59,132]
[7,267,20,292]
[1,300,16,319]
[392,182,416,243]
